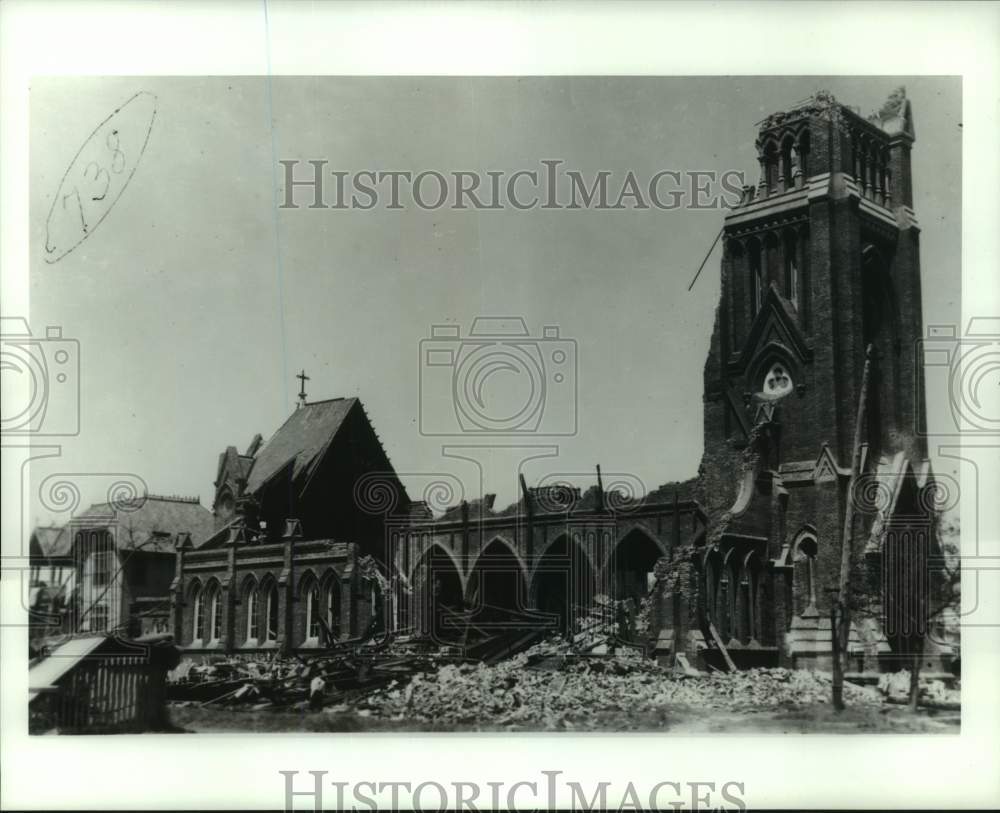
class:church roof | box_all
[245,397,359,495]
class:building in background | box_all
[29,495,214,647]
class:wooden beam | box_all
[707,621,737,672]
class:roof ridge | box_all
[250,396,357,450]
[303,396,356,407]
[144,494,201,504]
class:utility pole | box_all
[830,593,845,711]
[834,343,874,710]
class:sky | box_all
[24,76,961,527]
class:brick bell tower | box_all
[684,88,934,670]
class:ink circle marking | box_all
[44,92,158,264]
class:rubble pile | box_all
[169,634,957,724]
[357,647,884,728]
[878,671,961,709]
[167,645,463,708]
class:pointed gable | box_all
[245,398,358,495]
[732,282,812,376]
[812,443,849,483]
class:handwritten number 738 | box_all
[56,129,127,241]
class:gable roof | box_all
[245,398,358,495]
[30,526,72,561]
[215,446,255,492]
[37,496,215,555]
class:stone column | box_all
[757,155,768,199]
[169,532,193,644]
[278,519,301,655]
[221,523,245,654]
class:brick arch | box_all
[469,535,528,581]
[407,542,467,642]
[407,542,466,591]
[532,530,599,577]
[604,523,668,605]
[406,534,460,578]
[609,522,668,563]
[530,532,598,634]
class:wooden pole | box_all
[834,344,874,709]
[831,600,844,711]
[708,621,738,672]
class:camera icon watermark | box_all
[533,470,649,514]
[0,317,80,436]
[916,318,1000,436]
[419,317,577,436]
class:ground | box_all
[169,701,959,734]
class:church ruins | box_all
[172,88,942,673]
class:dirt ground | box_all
[169,701,959,734]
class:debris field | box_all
[167,635,959,730]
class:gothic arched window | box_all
[797,129,810,178]
[205,581,222,643]
[784,230,800,309]
[748,240,763,318]
[245,580,259,642]
[794,532,819,612]
[191,583,205,643]
[780,136,795,192]
[858,137,869,196]
[264,580,279,643]
[306,581,321,642]
[763,142,779,194]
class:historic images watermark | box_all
[0,317,80,437]
[280,770,747,811]
[279,159,746,211]
[419,317,577,437]
[912,319,1000,633]
[916,317,1000,437]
